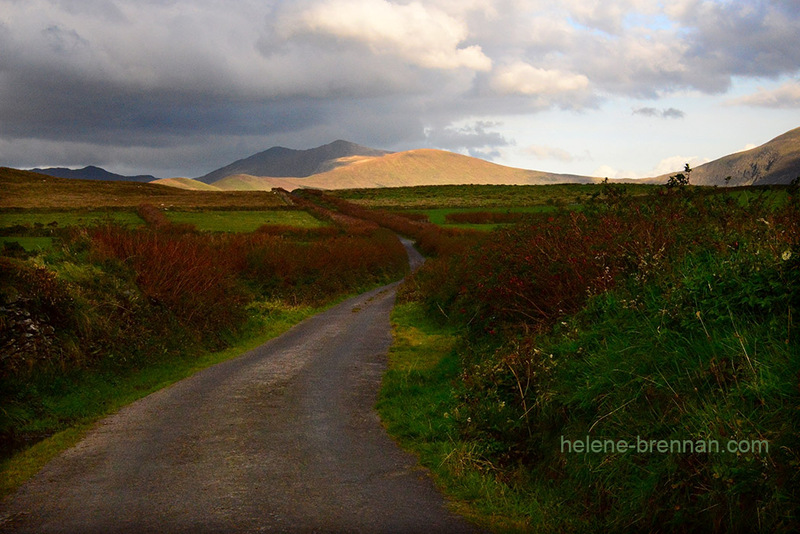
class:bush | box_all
[236,227,407,303]
[89,224,248,334]
[404,191,800,531]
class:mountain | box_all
[30,165,157,183]
[0,167,286,210]
[150,177,222,191]
[653,126,800,186]
[196,140,391,184]
[208,149,596,191]
[195,127,799,191]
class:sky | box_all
[1,0,799,179]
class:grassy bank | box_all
[381,186,800,532]
[378,302,543,531]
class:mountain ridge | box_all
[190,126,799,190]
[19,126,800,191]
[664,126,800,186]
[205,148,596,191]
[195,139,392,184]
[30,165,157,183]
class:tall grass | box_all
[396,187,800,532]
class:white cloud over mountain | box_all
[728,80,800,109]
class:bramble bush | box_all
[233,227,408,303]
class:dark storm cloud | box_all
[677,0,800,84]
[0,0,798,176]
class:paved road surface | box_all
[0,239,478,533]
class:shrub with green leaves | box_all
[403,190,800,532]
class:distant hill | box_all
[30,165,157,183]
[150,177,222,191]
[0,167,287,209]
[196,140,391,184]
[207,149,596,191]
[652,126,800,186]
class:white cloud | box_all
[593,164,619,178]
[490,62,589,95]
[524,144,578,162]
[561,0,631,34]
[727,80,800,108]
[650,155,709,177]
[276,0,492,71]
[592,155,709,179]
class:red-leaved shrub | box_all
[90,224,247,333]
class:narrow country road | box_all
[0,239,477,533]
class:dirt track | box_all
[0,239,478,533]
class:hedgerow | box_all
[1,212,408,456]
[401,186,800,532]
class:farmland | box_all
[0,210,144,229]
[163,210,326,232]
[0,167,289,209]
[2,170,798,532]
[330,183,657,209]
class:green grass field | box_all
[333,183,658,209]
[0,210,144,229]
[413,206,559,230]
[163,210,326,232]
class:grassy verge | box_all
[383,290,799,532]
[378,302,539,532]
[0,298,336,498]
